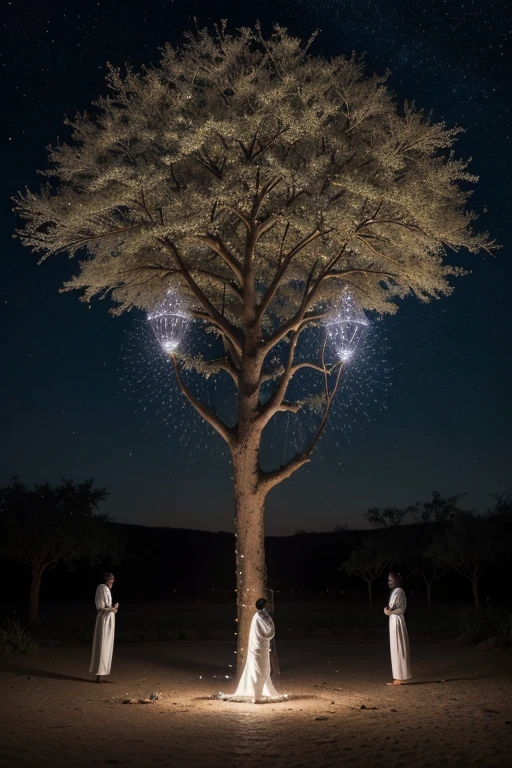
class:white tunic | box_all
[388,587,412,681]
[90,584,116,676]
[227,610,286,703]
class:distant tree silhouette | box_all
[427,512,500,607]
[341,535,390,609]
[407,527,446,611]
[364,506,407,528]
[402,491,466,609]
[0,478,111,624]
[487,492,512,520]
[408,489,466,524]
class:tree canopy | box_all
[15,23,493,373]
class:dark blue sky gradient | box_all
[1,0,511,534]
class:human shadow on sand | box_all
[404,676,494,685]
[4,662,104,683]
[119,643,233,677]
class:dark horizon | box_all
[2,0,510,535]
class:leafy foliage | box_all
[0,478,110,571]
[364,505,406,528]
[0,620,39,655]
[408,489,466,524]
[458,605,512,644]
[0,477,116,623]
[15,23,493,421]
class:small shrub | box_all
[0,620,39,655]
[458,605,512,644]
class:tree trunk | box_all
[232,279,268,679]
[472,574,480,607]
[233,436,267,678]
[367,580,373,611]
[426,581,432,612]
[29,568,43,626]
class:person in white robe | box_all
[384,572,411,685]
[222,597,286,703]
[90,572,118,682]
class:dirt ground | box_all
[1,636,511,768]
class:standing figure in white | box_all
[225,597,286,703]
[384,572,412,685]
[90,572,119,683]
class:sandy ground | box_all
[1,636,511,768]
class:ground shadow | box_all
[3,662,99,683]
[119,643,234,677]
[405,676,491,685]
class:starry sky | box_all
[2,0,511,535]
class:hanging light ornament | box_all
[326,293,369,362]
[147,290,188,354]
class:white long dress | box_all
[388,587,412,681]
[90,584,116,676]
[224,610,286,703]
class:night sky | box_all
[2,0,511,535]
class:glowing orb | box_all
[326,293,369,363]
[147,291,188,354]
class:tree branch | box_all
[191,268,242,299]
[262,243,348,353]
[257,229,322,320]
[355,235,402,267]
[260,351,344,492]
[366,218,426,236]
[257,328,303,428]
[200,356,239,383]
[160,238,243,352]
[171,355,235,446]
[194,234,244,285]
[276,400,302,413]
[322,267,398,281]
[259,450,311,492]
[55,224,141,254]
[218,203,251,231]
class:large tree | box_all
[0,478,109,625]
[14,24,493,672]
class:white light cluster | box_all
[326,293,369,363]
[147,290,188,354]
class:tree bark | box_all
[471,574,480,607]
[367,580,373,611]
[29,568,43,626]
[233,254,268,678]
[426,581,432,612]
[233,436,267,677]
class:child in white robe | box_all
[223,598,287,703]
[384,572,412,685]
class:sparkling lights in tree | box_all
[147,291,188,354]
[326,293,370,363]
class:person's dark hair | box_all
[388,572,402,588]
[103,572,114,583]
[255,597,267,610]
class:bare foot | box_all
[386,680,403,686]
